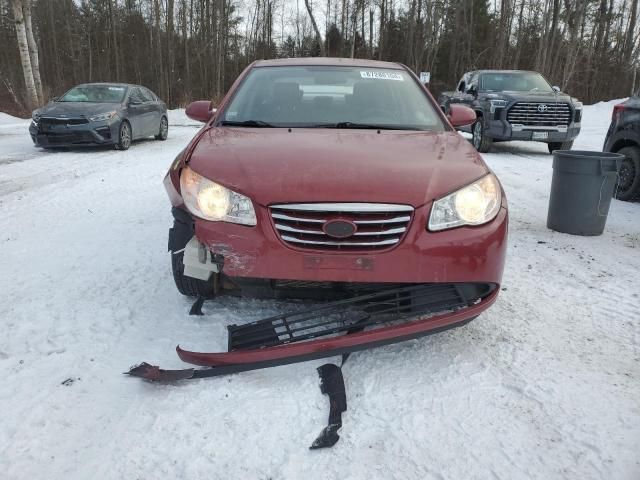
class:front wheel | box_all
[155,116,168,140]
[115,121,132,150]
[169,218,215,297]
[614,146,640,201]
[547,140,573,154]
[472,120,493,153]
[171,250,215,297]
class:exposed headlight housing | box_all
[180,167,256,226]
[90,111,117,122]
[32,111,41,123]
[489,99,508,113]
[428,174,502,231]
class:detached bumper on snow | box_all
[128,282,498,382]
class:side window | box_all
[140,87,156,102]
[457,79,466,92]
[467,74,478,93]
[129,87,145,104]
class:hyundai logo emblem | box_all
[537,104,548,113]
[323,219,357,239]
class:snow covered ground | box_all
[0,102,638,480]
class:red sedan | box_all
[148,58,507,379]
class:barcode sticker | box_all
[360,71,404,81]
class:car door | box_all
[138,87,159,136]
[142,87,163,133]
[126,87,147,139]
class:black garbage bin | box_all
[547,150,623,236]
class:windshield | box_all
[221,66,446,131]
[59,85,127,103]
[479,72,553,92]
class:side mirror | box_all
[467,85,477,96]
[552,86,561,93]
[447,104,476,128]
[186,100,215,122]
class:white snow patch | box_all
[0,112,28,126]
[0,102,638,480]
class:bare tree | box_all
[22,0,42,103]
[305,0,325,55]
[10,0,38,109]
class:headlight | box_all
[572,100,583,110]
[428,174,501,231]
[90,111,117,122]
[32,111,40,123]
[489,99,508,113]
[180,167,256,226]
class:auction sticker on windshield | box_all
[360,71,404,81]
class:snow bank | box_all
[168,108,204,127]
[0,111,29,126]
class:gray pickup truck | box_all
[439,70,582,154]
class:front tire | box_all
[169,217,214,297]
[115,121,132,150]
[547,140,573,154]
[614,146,640,201]
[472,119,493,153]
[155,116,168,140]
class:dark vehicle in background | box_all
[440,70,582,154]
[29,83,168,150]
[604,96,640,201]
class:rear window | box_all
[221,66,445,131]
[59,85,127,103]
[479,73,553,93]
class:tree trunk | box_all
[22,0,42,103]
[305,0,325,55]
[167,0,175,105]
[107,0,120,80]
[10,0,38,109]
[625,0,638,62]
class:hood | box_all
[36,102,121,118]
[187,128,489,207]
[484,91,573,103]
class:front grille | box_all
[270,203,413,251]
[43,132,94,144]
[507,102,572,127]
[228,282,495,350]
[40,117,89,127]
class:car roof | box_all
[471,70,541,75]
[76,82,135,88]
[253,57,405,70]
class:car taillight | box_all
[612,104,625,121]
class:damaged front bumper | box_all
[128,282,498,381]
[29,118,119,148]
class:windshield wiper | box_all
[333,122,410,130]
[220,120,275,128]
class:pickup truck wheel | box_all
[547,140,573,154]
[472,120,493,153]
[614,146,640,201]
